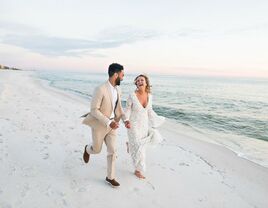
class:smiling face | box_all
[135,76,147,89]
[134,74,151,93]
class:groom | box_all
[82,63,130,187]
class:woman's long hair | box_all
[134,74,151,93]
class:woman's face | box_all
[135,76,147,89]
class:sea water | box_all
[36,70,268,167]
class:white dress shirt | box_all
[107,81,118,124]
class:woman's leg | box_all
[134,170,146,179]
[134,147,146,179]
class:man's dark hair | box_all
[108,63,124,77]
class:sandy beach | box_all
[0,70,268,208]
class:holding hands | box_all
[109,120,131,129]
[109,121,119,129]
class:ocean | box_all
[35,70,268,167]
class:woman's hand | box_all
[124,120,131,129]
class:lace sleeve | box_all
[148,95,165,128]
[124,94,133,121]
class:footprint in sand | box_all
[133,187,140,193]
[21,166,35,177]
[43,153,49,160]
[70,180,78,190]
[45,185,53,196]
[198,196,207,203]
[41,146,48,152]
[8,166,16,176]
[47,190,68,207]
[77,187,87,192]
[75,182,92,193]
[157,164,167,170]
[46,134,52,143]
[20,183,30,197]
[55,198,68,207]
[39,141,49,159]
[144,180,156,190]
[179,162,190,167]
[74,149,82,153]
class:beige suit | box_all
[82,81,125,179]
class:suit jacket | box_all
[82,81,126,128]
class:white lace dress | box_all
[124,92,165,172]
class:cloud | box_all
[0,21,41,36]
[172,28,208,38]
[224,22,268,35]
[2,35,110,56]
[168,23,268,39]
[0,22,160,56]
[98,25,160,42]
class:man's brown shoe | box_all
[105,177,120,187]
[83,145,90,163]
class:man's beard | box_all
[115,77,121,85]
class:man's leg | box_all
[104,129,117,179]
[87,127,106,154]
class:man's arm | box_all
[90,86,110,126]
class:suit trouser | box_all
[86,125,117,179]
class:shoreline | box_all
[161,120,268,169]
[32,72,90,108]
[1,70,268,208]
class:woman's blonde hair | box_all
[134,74,151,93]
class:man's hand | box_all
[109,121,119,129]
[124,120,131,129]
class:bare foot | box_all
[126,142,129,153]
[134,170,146,179]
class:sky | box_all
[0,0,268,77]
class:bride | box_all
[124,74,165,179]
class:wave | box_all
[152,104,268,142]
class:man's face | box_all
[115,70,124,85]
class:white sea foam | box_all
[162,120,268,168]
